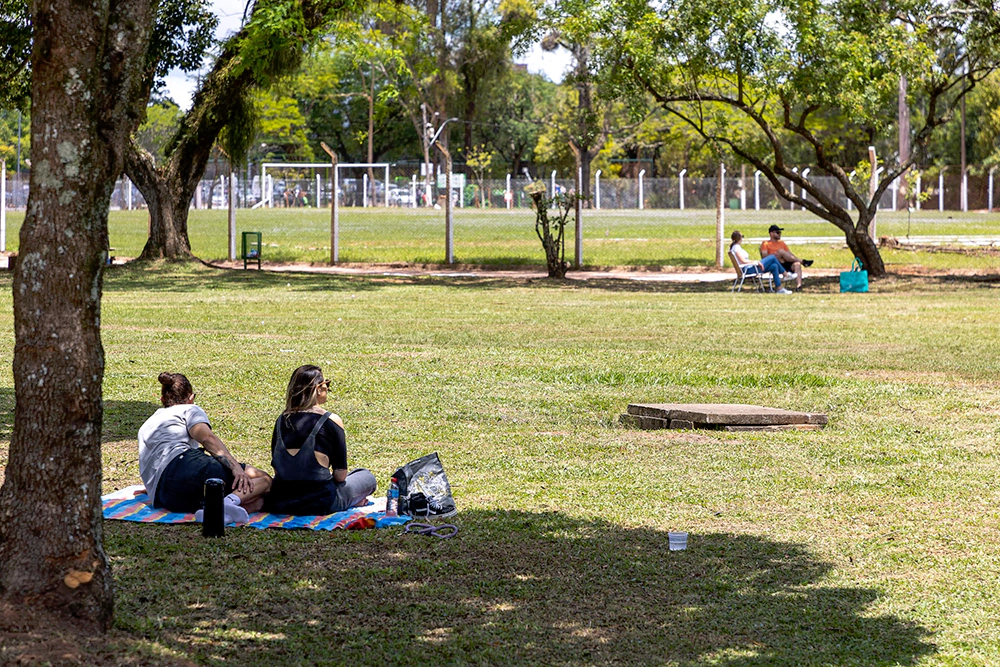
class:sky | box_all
[161,0,572,110]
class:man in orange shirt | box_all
[759,225,813,290]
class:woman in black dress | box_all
[264,365,377,515]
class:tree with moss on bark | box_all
[0,0,156,633]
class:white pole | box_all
[754,170,761,210]
[869,146,879,240]
[848,170,856,211]
[363,173,369,208]
[595,169,602,210]
[740,174,746,210]
[916,172,921,211]
[890,177,898,212]
[962,168,968,212]
[1,160,6,253]
[333,166,340,261]
[316,173,322,208]
[990,167,996,212]
[228,172,237,262]
[939,170,945,212]
[551,169,557,199]
[262,165,269,208]
[505,173,511,210]
[411,174,417,209]
[638,169,645,210]
[800,168,810,204]
[384,165,390,208]
[219,174,225,209]
[790,167,798,209]
[127,179,133,210]
[716,162,725,268]
[576,165,583,267]
[678,169,687,210]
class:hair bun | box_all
[158,372,173,386]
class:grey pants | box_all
[333,468,378,511]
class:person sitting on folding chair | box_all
[760,225,813,290]
[730,230,792,294]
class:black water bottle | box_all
[202,478,226,538]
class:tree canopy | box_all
[587,0,1000,275]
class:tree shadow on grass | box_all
[105,510,934,666]
[0,387,158,444]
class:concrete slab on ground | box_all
[622,403,828,431]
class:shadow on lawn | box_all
[0,387,158,443]
[107,510,934,666]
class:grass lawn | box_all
[2,262,1000,664]
[3,208,1000,269]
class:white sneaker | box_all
[784,272,797,280]
[776,288,793,294]
[194,503,249,525]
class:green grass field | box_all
[4,207,1000,269]
[3,263,1000,664]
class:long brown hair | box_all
[158,372,193,407]
[730,230,743,251]
[283,365,325,415]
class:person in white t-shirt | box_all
[729,230,792,294]
[138,372,271,523]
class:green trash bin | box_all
[729,198,740,210]
[242,231,262,269]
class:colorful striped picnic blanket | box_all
[102,485,410,531]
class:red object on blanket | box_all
[345,515,376,530]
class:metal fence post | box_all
[679,169,687,210]
[1,160,5,252]
[505,173,511,210]
[754,170,761,210]
[595,169,601,210]
[638,169,645,210]
[916,172,921,211]
[575,165,583,268]
[716,162,725,268]
[228,171,236,262]
[938,169,945,212]
[990,167,996,212]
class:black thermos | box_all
[202,478,226,538]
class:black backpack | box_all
[392,452,457,518]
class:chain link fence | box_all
[3,161,1000,264]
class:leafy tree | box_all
[480,67,558,175]
[136,101,184,162]
[0,108,29,171]
[125,0,362,260]
[255,92,316,161]
[0,0,31,108]
[594,0,1000,277]
[0,0,156,632]
[466,143,495,206]
[297,47,419,161]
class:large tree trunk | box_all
[0,0,154,632]
[847,212,887,276]
[126,143,194,260]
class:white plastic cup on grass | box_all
[668,531,688,551]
